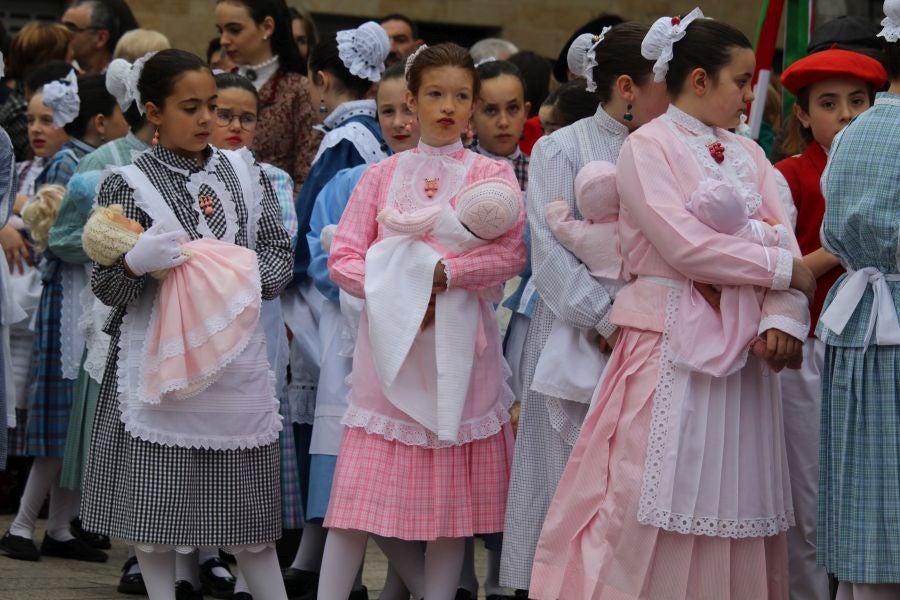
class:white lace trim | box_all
[78,285,112,384]
[132,542,276,554]
[342,397,512,449]
[60,264,90,380]
[773,247,793,291]
[758,314,808,342]
[637,288,793,538]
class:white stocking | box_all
[457,537,478,595]
[319,528,368,600]
[234,565,250,594]
[372,535,425,599]
[424,538,465,600]
[175,549,200,589]
[234,546,288,600]
[135,547,176,600]
[379,562,411,600]
[852,583,900,600]
[9,456,62,539]
[290,521,326,572]
[46,484,78,540]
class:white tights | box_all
[836,582,900,600]
[290,521,327,572]
[319,529,464,600]
[9,456,77,541]
[136,546,287,600]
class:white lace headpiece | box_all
[404,44,428,78]
[42,69,80,128]
[337,21,390,82]
[641,7,705,82]
[106,52,156,114]
[879,0,900,43]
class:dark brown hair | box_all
[591,21,655,104]
[886,39,900,81]
[7,22,71,80]
[552,78,601,126]
[406,43,479,99]
[666,19,753,97]
[138,49,211,109]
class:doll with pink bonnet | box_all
[363,177,520,443]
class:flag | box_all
[748,0,785,139]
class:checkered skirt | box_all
[24,263,74,458]
[80,329,282,546]
[324,424,514,540]
[817,343,900,582]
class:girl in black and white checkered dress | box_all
[79,50,293,600]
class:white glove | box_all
[124,222,189,276]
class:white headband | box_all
[878,0,900,43]
[584,27,612,93]
[641,7,705,82]
[336,21,390,83]
[42,69,80,128]
[475,56,497,68]
[105,52,156,114]
[404,44,428,78]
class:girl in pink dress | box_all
[318,43,526,600]
[529,11,817,600]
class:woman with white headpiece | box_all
[498,22,669,594]
[529,10,816,599]
[816,2,900,597]
[0,70,127,564]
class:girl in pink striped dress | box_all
[318,43,526,600]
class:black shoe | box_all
[199,556,236,598]
[175,580,204,600]
[40,534,108,562]
[456,590,475,600]
[487,595,518,600]
[233,594,252,600]
[117,556,147,595]
[283,567,318,597]
[0,530,40,561]
[70,518,111,549]
[349,585,369,599]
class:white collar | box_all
[237,55,280,90]
[321,99,377,131]
[417,139,464,156]
[665,104,717,137]
[475,141,522,162]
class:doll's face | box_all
[109,211,145,234]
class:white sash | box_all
[819,267,900,346]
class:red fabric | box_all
[519,115,544,156]
[775,143,843,336]
[780,49,888,96]
[323,425,514,540]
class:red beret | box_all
[781,48,887,96]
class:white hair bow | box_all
[878,0,900,42]
[584,27,612,93]
[42,69,80,128]
[641,7,705,82]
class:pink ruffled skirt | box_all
[323,424,514,540]
[530,328,788,599]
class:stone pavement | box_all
[0,514,492,599]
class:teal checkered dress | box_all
[816,92,900,583]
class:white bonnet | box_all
[641,7,705,82]
[337,21,390,82]
[879,0,900,42]
[41,69,80,128]
[455,177,520,240]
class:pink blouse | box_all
[613,106,808,340]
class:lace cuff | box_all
[772,248,793,291]
[758,314,808,342]
[595,312,617,339]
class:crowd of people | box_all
[0,0,898,599]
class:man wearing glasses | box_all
[60,0,138,75]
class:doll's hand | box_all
[694,282,722,311]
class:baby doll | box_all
[21,184,66,253]
[363,178,520,442]
[671,179,792,376]
[82,205,263,404]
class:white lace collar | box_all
[665,104,717,138]
[475,141,522,162]
[237,55,280,90]
[322,99,377,130]
[417,139,465,156]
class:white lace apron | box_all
[59,263,91,379]
[114,149,281,450]
[363,150,496,442]
[635,118,794,538]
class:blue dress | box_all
[816,93,900,583]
